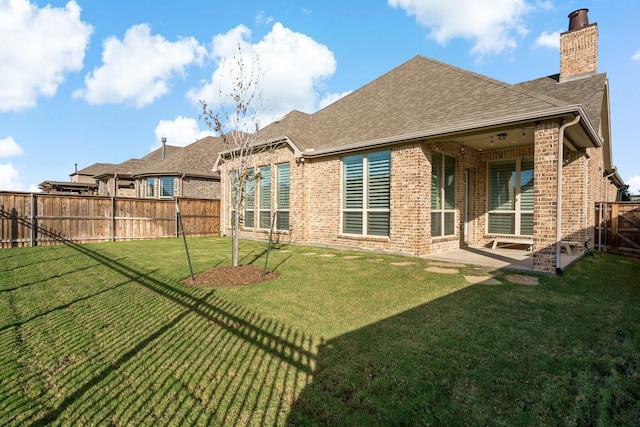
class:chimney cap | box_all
[568,8,589,31]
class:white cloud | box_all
[388,0,531,56]
[632,49,640,61]
[255,11,274,25]
[534,30,560,49]
[74,24,206,107]
[189,22,337,127]
[0,162,24,191]
[152,116,215,150]
[627,175,640,194]
[0,136,25,158]
[318,90,353,110]
[0,0,93,112]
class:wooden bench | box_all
[560,241,581,255]
[491,237,533,251]
[491,238,581,255]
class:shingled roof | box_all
[132,136,225,178]
[514,73,607,133]
[254,55,606,154]
[72,162,117,177]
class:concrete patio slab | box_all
[426,246,581,272]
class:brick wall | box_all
[561,149,588,249]
[560,23,598,81]
[182,178,220,199]
[219,146,297,244]
[218,141,467,257]
[532,122,560,272]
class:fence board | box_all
[0,192,219,248]
[596,202,640,258]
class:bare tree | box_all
[199,44,264,267]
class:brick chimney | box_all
[559,8,598,82]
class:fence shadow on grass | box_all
[0,217,317,426]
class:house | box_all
[90,135,227,199]
[39,162,116,194]
[216,8,625,274]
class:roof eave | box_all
[212,136,303,172]
[302,105,603,158]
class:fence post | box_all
[111,197,115,242]
[30,192,36,246]
[175,197,179,238]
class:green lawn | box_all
[1,238,639,426]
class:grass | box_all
[1,237,639,426]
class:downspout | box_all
[556,115,581,275]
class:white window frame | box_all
[487,158,534,236]
[159,176,174,198]
[341,150,391,237]
[145,177,155,198]
[431,151,456,237]
[275,163,290,231]
[259,166,272,229]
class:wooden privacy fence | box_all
[596,202,640,258]
[0,192,220,248]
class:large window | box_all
[159,177,174,198]
[431,151,456,237]
[488,158,534,235]
[342,150,390,236]
[244,168,255,228]
[259,166,271,229]
[276,163,290,230]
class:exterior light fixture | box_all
[497,133,508,141]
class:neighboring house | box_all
[216,8,625,274]
[93,135,226,199]
[39,163,116,194]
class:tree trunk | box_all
[232,210,240,266]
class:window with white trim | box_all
[276,163,290,230]
[244,168,255,228]
[488,158,533,235]
[230,172,238,227]
[159,177,174,198]
[259,166,271,229]
[342,150,390,236]
[145,177,155,198]
[431,151,455,237]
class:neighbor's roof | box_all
[93,136,226,179]
[71,162,117,177]
[132,136,225,178]
[256,55,607,154]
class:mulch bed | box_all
[182,265,279,287]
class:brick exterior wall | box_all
[219,142,468,258]
[533,121,560,273]
[216,132,614,272]
[561,149,588,248]
[181,178,220,199]
[560,23,598,81]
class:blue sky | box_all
[1,0,639,193]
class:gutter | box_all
[556,114,581,275]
